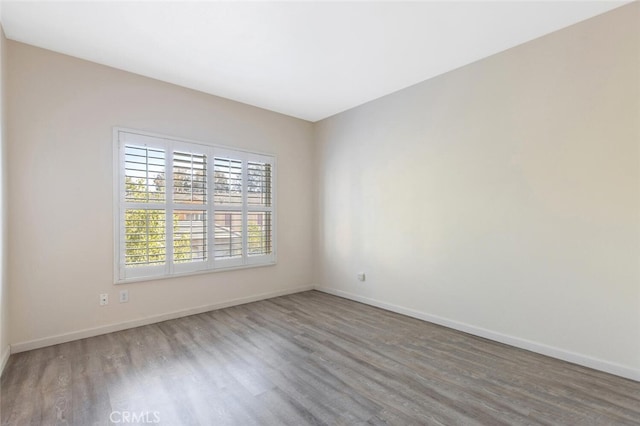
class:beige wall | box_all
[0,27,8,370]
[315,4,640,378]
[7,41,315,348]
[4,3,639,381]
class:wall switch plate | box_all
[99,293,108,306]
[119,290,129,303]
[357,272,366,282]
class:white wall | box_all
[315,4,640,379]
[7,41,315,349]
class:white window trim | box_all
[113,127,277,284]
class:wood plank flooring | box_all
[1,290,639,425]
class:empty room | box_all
[0,1,639,425]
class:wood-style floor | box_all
[1,291,639,425]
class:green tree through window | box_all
[124,177,192,266]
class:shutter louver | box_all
[125,209,166,266]
[214,211,243,258]
[213,156,244,261]
[172,151,208,265]
[247,161,273,257]
[214,157,242,205]
[247,162,272,207]
[174,210,207,263]
[123,144,167,269]
[124,145,165,202]
[173,151,207,204]
[248,211,272,256]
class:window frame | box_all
[113,128,277,284]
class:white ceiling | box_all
[1,1,628,122]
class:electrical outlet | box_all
[99,293,108,306]
[119,290,129,303]
[357,272,366,282]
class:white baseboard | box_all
[0,345,10,377]
[11,285,314,354]
[315,286,640,382]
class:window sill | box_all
[114,261,277,285]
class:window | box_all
[114,129,276,282]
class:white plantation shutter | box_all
[212,156,243,268]
[246,159,273,261]
[211,151,275,268]
[171,148,209,274]
[115,129,276,283]
[119,134,168,280]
